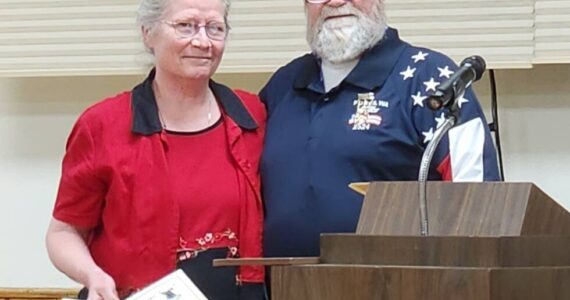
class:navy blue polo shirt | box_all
[260,28,500,257]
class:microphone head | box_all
[461,55,486,81]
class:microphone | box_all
[427,55,486,110]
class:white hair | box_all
[136,0,230,54]
[137,0,231,33]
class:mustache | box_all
[311,5,361,28]
[321,5,357,18]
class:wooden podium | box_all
[267,182,570,299]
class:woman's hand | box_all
[85,267,119,300]
[46,218,119,300]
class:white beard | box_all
[307,3,387,64]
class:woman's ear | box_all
[142,26,154,53]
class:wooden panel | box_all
[522,183,570,235]
[498,236,570,267]
[213,257,319,267]
[319,235,570,267]
[356,182,570,236]
[9,298,58,300]
[491,267,570,299]
[427,183,528,235]
[271,265,570,300]
[271,265,491,300]
[0,288,77,299]
[321,235,501,267]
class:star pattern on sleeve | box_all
[457,96,470,108]
[423,77,440,92]
[435,112,446,128]
[411,92,427,107]
[438,66,454,79]
[400,66,416,80]
[422,127,435,144]
[412,51,429,63]
[404,50,475,145]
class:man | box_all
[260,0,500,258]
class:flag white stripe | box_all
[448,118,485,182]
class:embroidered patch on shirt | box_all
[348,92,387,131]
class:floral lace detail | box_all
[177,228,239,262]
[195,228,238,247]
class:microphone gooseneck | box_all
[418,55,486,235]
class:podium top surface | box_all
[349,182,369,196]
[356,182,570,236]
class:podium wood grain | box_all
[0,288,78,300]
[357,182,570,236]
[271,265,570,300]
[320,235,570,267]
[270,182,570,299]
[213,257,319,267]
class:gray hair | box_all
[137,0,231,32]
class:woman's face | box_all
[144,0,227,81]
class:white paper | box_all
[126,269,208,300]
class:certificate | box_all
[126,269,208,300]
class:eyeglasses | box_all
[305,0,353,4]
[162,20,229,41]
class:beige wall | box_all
[475,64,570,206]
[0,64,569,287]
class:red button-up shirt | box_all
[53,71,265,293]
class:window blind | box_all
[0,0,564,77]
[535,0,570,64]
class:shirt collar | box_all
[131,69,258,135]
[293,27,408,93]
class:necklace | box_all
[158,95,214,131]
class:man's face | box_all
[305,0,387,63]
[306,0,377,29]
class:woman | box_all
[45,0,265,299]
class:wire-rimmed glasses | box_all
[305,0,353,4]
[162,20,229,41]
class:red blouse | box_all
[53,72,265,294]
[165,121,240,257]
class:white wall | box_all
[0,65,569,288]
[0,75,142,288]
[476,65,570,208]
